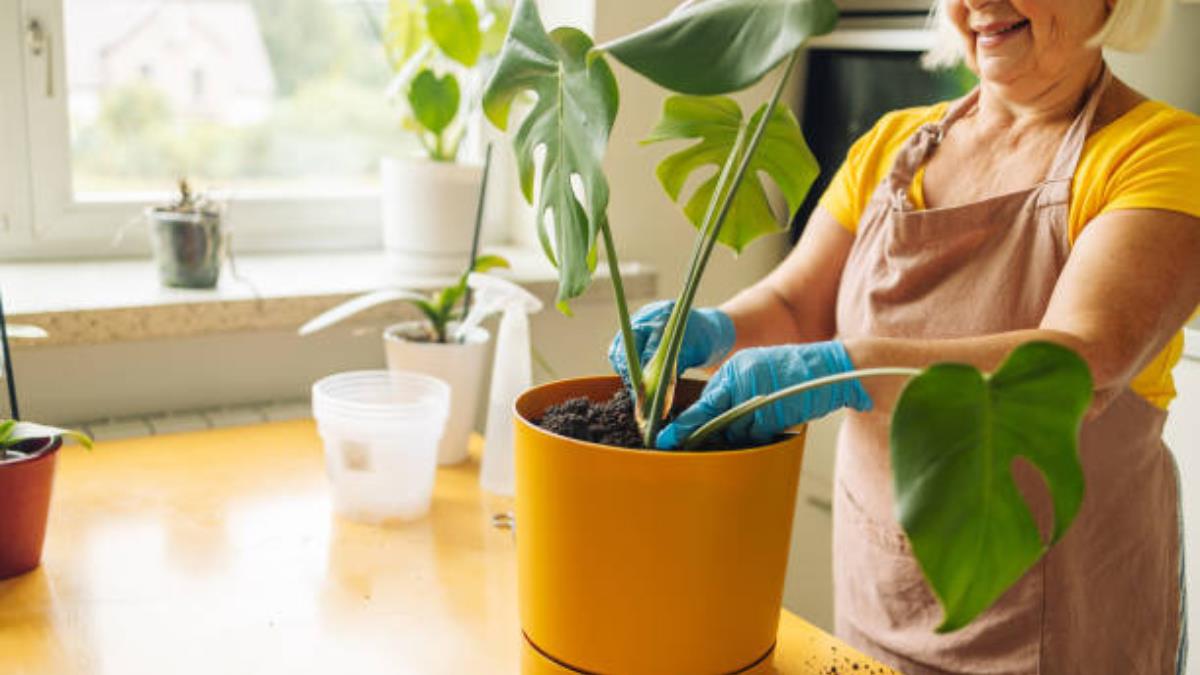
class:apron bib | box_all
[832,71,1184,674]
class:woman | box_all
[610,0,1200,671]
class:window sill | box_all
[3,247,656,347]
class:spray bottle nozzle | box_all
[454,273,543,343]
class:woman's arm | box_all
[719,207,855,349]
[845,208,1200,412]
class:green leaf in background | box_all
[480,0,513,57]
[408,69,461,135]
[598,0,838,96]
[426,0,483,67]
[644,95,818,253]
[385,0,428,66]
[890,341,1093,632]
[481,0,618,309]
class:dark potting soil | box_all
[537,388,644,448]
[536,388,740,451]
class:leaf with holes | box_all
[644,95,818,253]
[481,0,618,310]
[891,341,1092,632]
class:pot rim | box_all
[515,375,804,459]
[383,320,490,347]
[0,436,64,468]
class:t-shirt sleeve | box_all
[817,125,880,234]
[1095,113,1200,224]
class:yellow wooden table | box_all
[0,420,896,675]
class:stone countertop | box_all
[2,248,655,347]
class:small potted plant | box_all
[483,0,1093,672]
[301,254,509,465]
[0,421,92,579]
[378,0,511,276]
[146,179,224,289]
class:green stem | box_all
[638,122,747,438]
[681,367,922,451]
[642,51,801,448]
[601,218,645,402]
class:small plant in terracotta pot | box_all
[0,421,91,579]
[483,0,1093,671]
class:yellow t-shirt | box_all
[819,101,1200,409]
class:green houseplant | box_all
[0,421,92,580]
[146,179,224,289]
[300,254,509,465]
[378,0,512,276]
[483,0,1093,670]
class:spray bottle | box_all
[457,273,543,496]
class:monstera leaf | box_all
[426,0,482,66]
[891,341,1093,632]
[482,0,618,309]
[599,0,838,96]
[644,95,818,252]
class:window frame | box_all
[3,0,390,261]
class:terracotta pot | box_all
[0,436,63,580]
[514,377,806,675]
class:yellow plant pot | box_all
[514,376,806,675]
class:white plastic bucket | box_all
[383,321,491,466]
[312,370,451,524]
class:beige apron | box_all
[832,71,1185,674]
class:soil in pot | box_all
[537,388,737,451]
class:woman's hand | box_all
[607,300,736,387]
[656,341,872,449]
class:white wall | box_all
[1107,2,1200,114]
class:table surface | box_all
[0,420,896,675]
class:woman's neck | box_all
[975,58,1105,132]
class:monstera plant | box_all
[484,0,1092,635]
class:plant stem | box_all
[637,122,747,435]
[641,51,801,448]
[600,218,644,402]
[681,367,922,451]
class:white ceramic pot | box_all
[380,157,485,278]
[383,321,491,465]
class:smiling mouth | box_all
[977,19,1031,39]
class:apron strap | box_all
[1044,66,1113,182]
[885,89,980,212]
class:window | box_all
[2,0,424,259]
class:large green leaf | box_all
[426,0,483,66]
[481,0,618,309]
[644,95,818,253]
[891,341,1093,632]
[408,69,461,135]
[598,0,838,95]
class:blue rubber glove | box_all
[607,300,736,388]
[657,341,873,450]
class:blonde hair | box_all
[922,0,1171,70]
